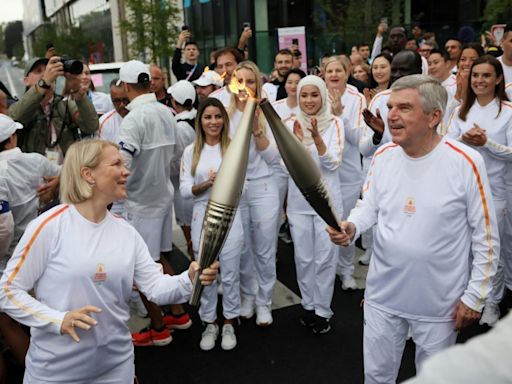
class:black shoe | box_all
[299,310,316,327]
[312,315,331,335]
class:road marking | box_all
[4,65,20,99]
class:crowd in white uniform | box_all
[0,25,511,384]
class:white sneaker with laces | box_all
[240,296,255,319]
[479,303,500,327]
[221,324,237,350]
[341,275,358,290]
[256,305,273,326]
[359,248,372,265]
[199,323,219,351]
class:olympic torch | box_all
[259,99,341,231]
[189,82,256,306]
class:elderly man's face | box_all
[387,88,439,152]
[391,51,422,84]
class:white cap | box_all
[193,70,224,87]
[117,60,151,85]
[0,114,22,142]
[167,80,196,105]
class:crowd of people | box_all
[0,19,511,383]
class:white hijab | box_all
[296,75,333,145]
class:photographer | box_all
[172,28,204,81]
[8,56,98,164]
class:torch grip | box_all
[189,270,204,306]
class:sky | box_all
[0,0,23,24]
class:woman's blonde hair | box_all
[227,60,266,134]
[60,139,119,204]
[191,98,231,176]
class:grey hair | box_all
[391,74,447,116]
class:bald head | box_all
[391,50,423,84]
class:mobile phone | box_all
[292,38,299,45]
[380,17,388,25]
[243,22,250,29]
[181,25,189,31]
[46,42,55,50]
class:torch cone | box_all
[259,99,341,231]
[189,98,257,306]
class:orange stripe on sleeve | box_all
[3,205,70,325]
[99,110,116,138]
[445,142,494,307]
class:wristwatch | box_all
[38,79,51,89]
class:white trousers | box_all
[338,183,362,276]
[273,173,289,230]
[488,199,507,304]
[239,176,279,306]
[288,212,338,319]
[503,187,512,290]
[363,303,457,384]
[171,174,193,226]
[24,356,135,384]
[191,203,243,322]
[123,209,173,261]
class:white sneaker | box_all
[256,305,273,326]
[479,303,500,327]
[221,324,237,350]
[359,249,372,266]
[341,275,358,290]
[240,297,255,319]
[199,323,219,351]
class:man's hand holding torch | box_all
[326,221,356,247]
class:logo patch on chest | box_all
[403,197,416,215]
[94,263,107,283]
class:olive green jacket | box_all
[9,85,99,155]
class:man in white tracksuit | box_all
[328,74,499,384]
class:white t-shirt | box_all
[173,109,197,176]
[506,82,512,101]
[285,116,344,217]
[349,138,499,321]
[209,86,231,107]
[229,109,279,180]
[0,148,60,248]
[446,99,512,201]
[0,204,192,381]
[262,83,278,103]
[498,56,512,84]
[90,91,114,116]
[118,93,176,218]
[98,109,123,143]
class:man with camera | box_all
[172,28,204,82]
[9,55,98,164]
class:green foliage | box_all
[32,23,90,60]
[481,0,512,30]
[119,0,181,66]
[0,24,5,55]
[4,21,24,58]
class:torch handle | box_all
[189,270,204,306]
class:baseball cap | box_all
[117,60,151,86]
[0,114,23,142]
[24,57,49,77]
[193,70,223,87]
[167,80,196,105]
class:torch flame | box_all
[228,73,256,101]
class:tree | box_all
[481,0,512,31]
[4,21,24,59]
[32,23,89,61]
[119,0,181,67]
[0,24,5,55]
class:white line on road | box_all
[4,65,20,99]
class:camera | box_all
[182,25,189,31]
[59,56,83,75]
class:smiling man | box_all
[328,74,499,384]
[262,49,294,102]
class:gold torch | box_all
[189,79,256,306]
[259,99,341,231]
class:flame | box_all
[228,73,255,101]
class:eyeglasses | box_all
[112,98,130,105]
